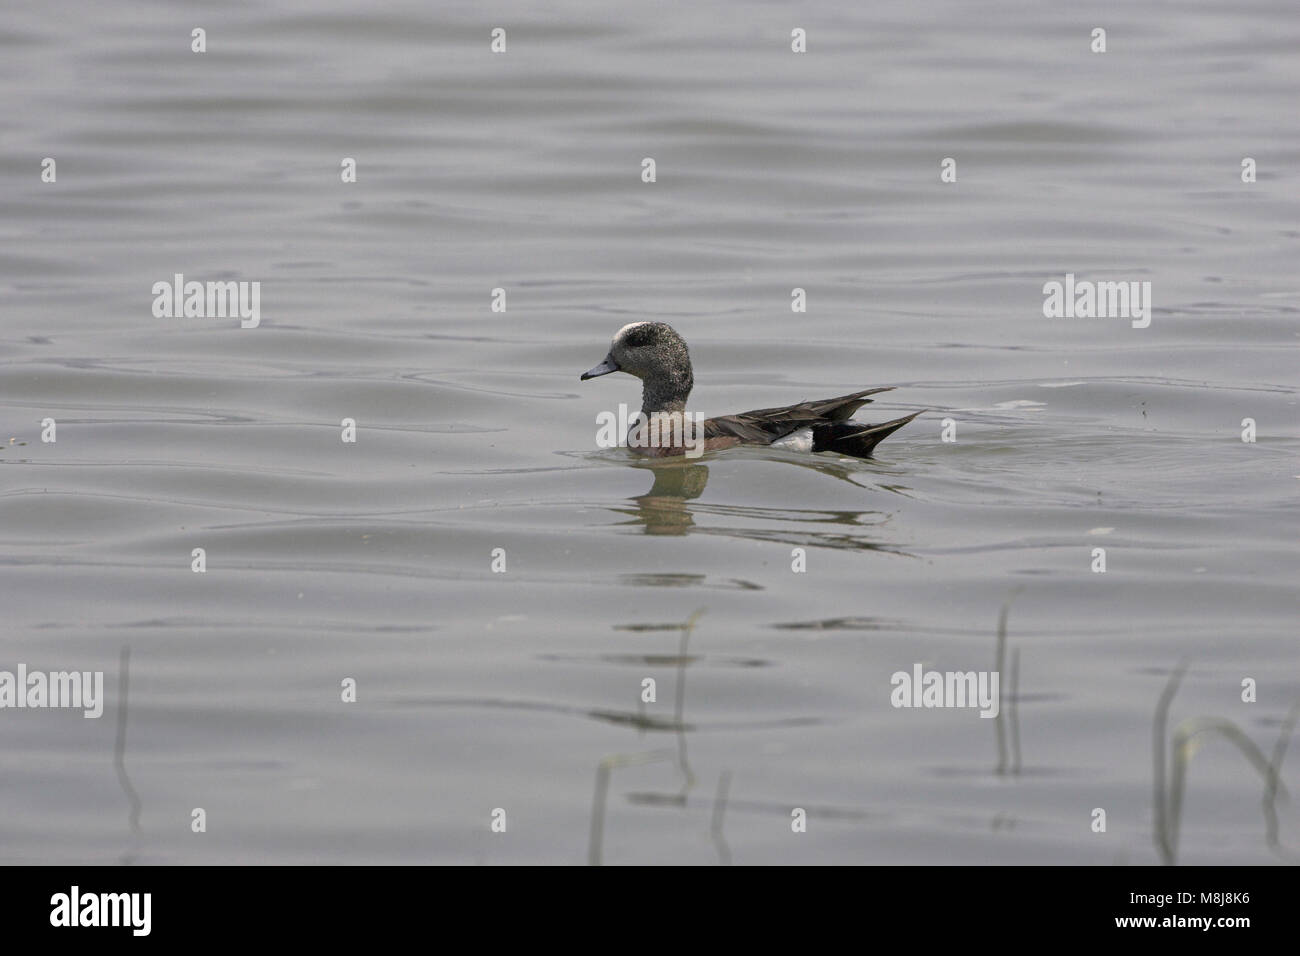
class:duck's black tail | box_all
[811,411,924,459]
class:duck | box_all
[580,322,922,459]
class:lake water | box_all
[1,0,1296,865]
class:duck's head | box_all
[581,322,694,410]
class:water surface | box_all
[1,0,1297,864]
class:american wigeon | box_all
[581,322,921,458]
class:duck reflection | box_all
[612,455,913,555]
[620,462,710,535]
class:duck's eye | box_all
[623,326,655,349]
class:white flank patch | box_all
[771,427,814,452]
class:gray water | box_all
[1,0,1297,865]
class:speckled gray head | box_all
[581,322,694,413]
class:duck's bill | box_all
[580,354,620,380]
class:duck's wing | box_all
[704,388,895,444]
[731,387,893,423]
